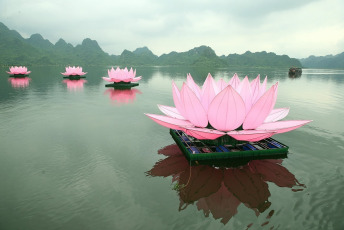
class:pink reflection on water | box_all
[63,79,87,91]
[104,88,142,105]
[147,144,305,225]
[8,77,31,88]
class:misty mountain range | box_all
[0,22,342,69]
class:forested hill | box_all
[0,22,301,68]
[299,53,344,69]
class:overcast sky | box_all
[1,0,343,58]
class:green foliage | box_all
[223,51,301,68]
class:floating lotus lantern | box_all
[103,67,141,89]
[146,73,311,161]
[7,66,31,77]
[61,66,87,80]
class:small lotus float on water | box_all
[61,66,87,80]
[146,73,312,163]
[7,66,31,77]
[103,67,141,89]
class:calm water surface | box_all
[0,67,343,230]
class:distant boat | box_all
[289,67,302,77]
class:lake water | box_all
[0,66,343,230]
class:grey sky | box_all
[1,0,343,58]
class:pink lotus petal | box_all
[250,75,261,105]
[201,73,219,112]
[122,78,132,83]
[186,74,202,99]
[217,78,228,91]
[259,76,267,97]
[237,76,253,113]
[157,105,186,120]
[243,82,278,130]
[264,108,290,123]
[181,83,208,127]
[185,127,225,140]
[256,120,312,134]
[227,130,276,142]
[145,114,194,131]
[102,77,115,82]
[229,73,240,90]
[132,76,142,82]
[208,85,246,131]
[172,81,186,117]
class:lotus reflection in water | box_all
[63,79,87,91]
[147,144,305,225]
[104,88,142,105]
[8,77,31,88]
[146,73,311,142]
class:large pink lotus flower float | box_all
[7,66,31,75]
[102,67,142,83]
[146,73,311,142]
[61,66,87,76]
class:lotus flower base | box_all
[63,75,86,80]
[105,82,139,89]
[9,74,29,78]
[170,129,288,164]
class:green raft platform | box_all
[105,82,139,89]
[9,74,29,78]
[63,75,86,80]
[170,129,288,165]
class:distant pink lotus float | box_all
[146,73,311,142]
[103,67,141,83]
[61,66,87,76]
[7,66,31,76]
